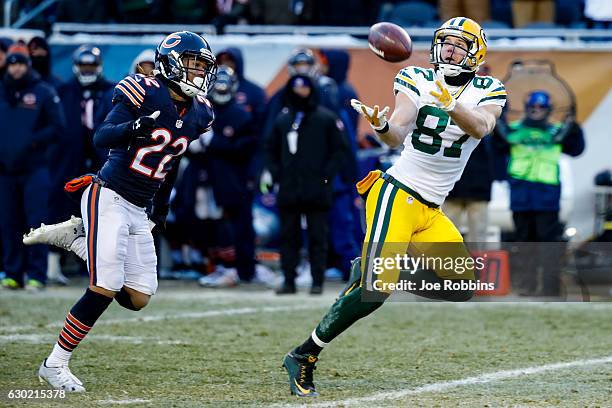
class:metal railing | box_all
[50,22,612,43]
[52,22,217,35]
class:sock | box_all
[313,286,386,345]
[295,331,325,356]
[46,288,113,367]
[69,237,87,261]
[114,287,139,311]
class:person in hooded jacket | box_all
[215,47,267,130]
[216,47,268,197]
[45,45,114,283]
[0,51,65,290]
[318,49,363,279]
[50,45,115,225]
[27,37,63,90]
[319,49,360,134]
[494,90,584,296]
[190,66,259,285]
[263,49,341,144]
[263,75,349,295]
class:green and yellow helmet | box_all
[430,17,487,76]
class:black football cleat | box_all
[282,349,319,397]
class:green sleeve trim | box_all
[394,78,420,96]
[478,95,506,104]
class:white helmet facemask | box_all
[73,65,102,86]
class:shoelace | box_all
[54,366,80,387]
[299,361,316,387]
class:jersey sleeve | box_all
[393,67,421,106]
[112,74,147,110]
[477,78,507,107]
[196,95,215,133]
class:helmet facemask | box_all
[430,29,480,77]
[160,50,217,97]
[73,63,102,86]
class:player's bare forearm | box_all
[449,103,501,139]
[377,122,410,148]
[377,92,418,148]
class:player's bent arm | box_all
[93,103,137,149]
[150,161,180,229]
[378,92,418,148]
[449,104,502,139]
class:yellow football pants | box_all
[359,176,474,292]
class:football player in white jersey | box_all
[281,17,507,397]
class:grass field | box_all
[1,283,611,407]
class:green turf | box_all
[1,286,611,407]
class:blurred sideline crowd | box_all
[8,0,612,32]
[0,32,592,296]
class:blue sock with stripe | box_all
[46,289,113,367]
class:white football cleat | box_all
[23,216,85,250]
[38,359,86,392]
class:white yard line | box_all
[275,355,612,408]
[0,304,327,333]
[97,399,152,405]
[0,333,188,345]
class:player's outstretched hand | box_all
[429,80,456,112]
[131,110,160,140]
[350,99,389,132]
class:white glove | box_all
[350,99,389,132]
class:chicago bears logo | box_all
[162,34,182,49]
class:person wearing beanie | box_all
[263,74,349,295]
[494,90,585,296]
[0,50,65,291]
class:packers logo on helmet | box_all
[430,17,487,76]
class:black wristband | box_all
[375,122,389,134]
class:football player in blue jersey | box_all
[24,31,217,392]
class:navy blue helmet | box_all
[72,45,102,86]
[155,31,217,97]
[287,48,317,77]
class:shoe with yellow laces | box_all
[282,349,319,397]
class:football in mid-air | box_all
[368,22,412,63]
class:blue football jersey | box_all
[95,74,214,208]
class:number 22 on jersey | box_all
[130,129,188,180]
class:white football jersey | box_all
[387,66,507,205]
